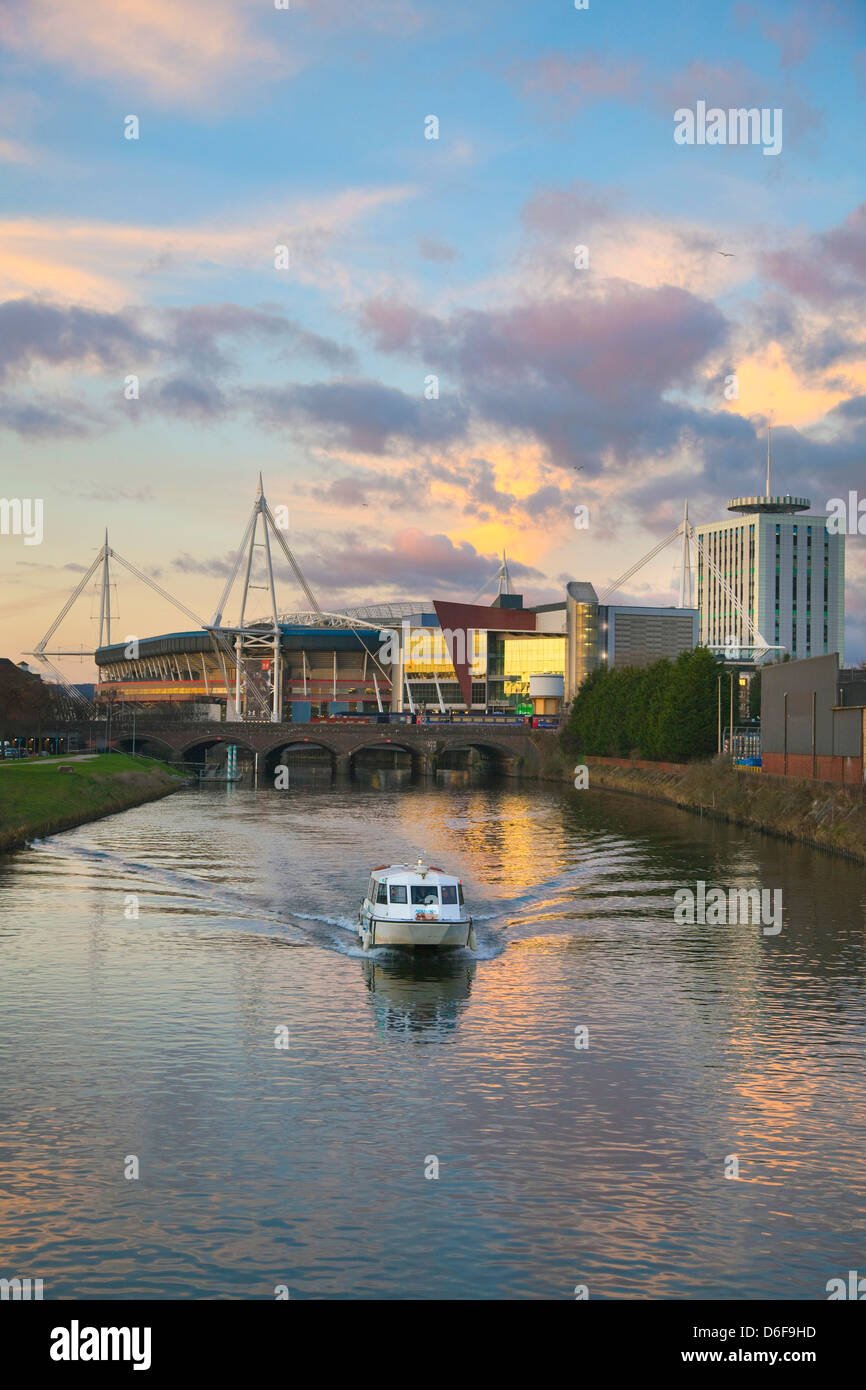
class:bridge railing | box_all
[77,712,560,735]
[309,712,561,729]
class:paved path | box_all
[0,754,98,770]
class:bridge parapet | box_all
[63,718,554,773]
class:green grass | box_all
[0,753,187,851]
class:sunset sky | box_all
[1,0,865,674]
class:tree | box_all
[566,647,731,763]
[654,647,727,761]
[0,660,59,746]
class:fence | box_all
[309,711,560,728]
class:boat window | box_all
[458,884,464,905]
[376,880,388,905]
[440,884,458,905]
[410,885,439,905]
[389,884,408,904]
[368,878,376,902]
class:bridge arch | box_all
[180,735,258,770]
[434,739,522,774]
[261,737,337,778]
[111,732,177,759]
[348,739,423,777]
[345,738,417,758]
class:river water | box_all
[1,769,864,1300]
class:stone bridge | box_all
[69,719,555,777]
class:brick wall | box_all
[762,751,864,786]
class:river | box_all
[1,768,864,1299]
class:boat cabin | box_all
[365,861,466,922]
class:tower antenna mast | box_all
[766,420,772,496]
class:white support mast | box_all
[25,479,322,724]
[97,529,112,650]
[498,551,512,597]
[597,506,775,657]
[211,476,322,722]
[678,500,692,608]
[26,534,225,716]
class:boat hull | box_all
[359,914,473,949]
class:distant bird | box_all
[571,464,583,472]
[717,251,736,258]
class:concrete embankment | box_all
[0,753,188,853]
[535,743,866,865]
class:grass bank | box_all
[535,740,866,864]
[0,753,188,853]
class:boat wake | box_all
[28,841,498,956]
[27,838,629,959]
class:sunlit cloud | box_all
[0,187,416,306]
[0,0,297,106]
[722,340,866,428]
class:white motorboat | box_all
[358,858,476,951]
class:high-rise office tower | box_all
[694,495,845,664]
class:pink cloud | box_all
[761,205,866,306]
[513,52,642,114]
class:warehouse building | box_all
[761,653,865,784]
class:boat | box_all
[358,858,476,951]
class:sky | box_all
[1,0,865,675]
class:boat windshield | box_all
[410,885,439,906]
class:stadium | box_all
[30,481,702,726]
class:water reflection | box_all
[434,767,473,788]
[361,953,476,1041]
[258,763,333,789]
[353,766,413,791]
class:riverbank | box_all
[539,743,866,864]
[0,753,188,853]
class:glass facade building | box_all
[487,635,567,703]
[563,582,698,699]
